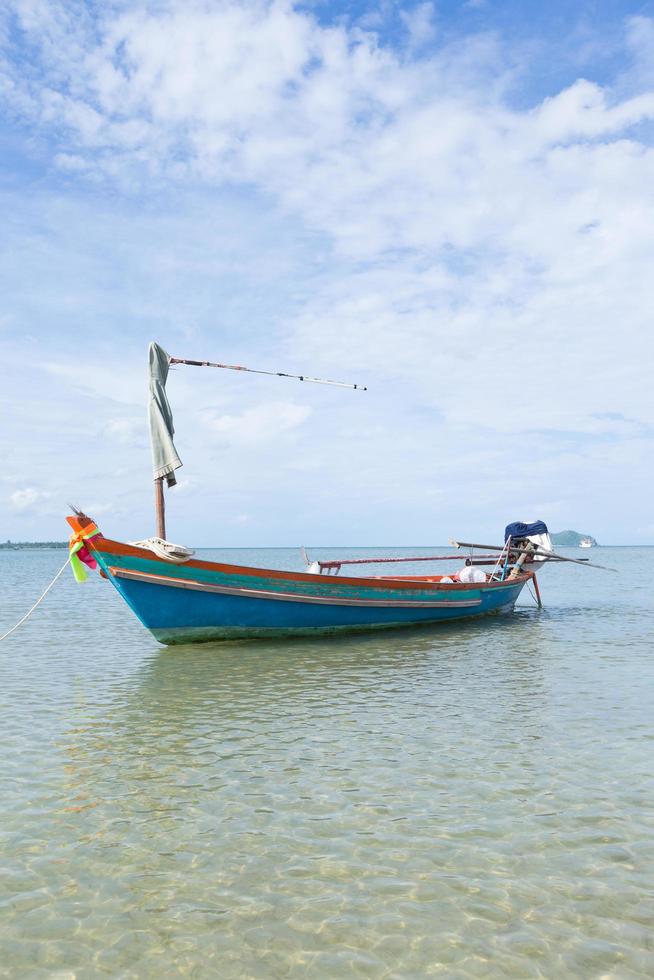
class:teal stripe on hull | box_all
[94,550,483,604]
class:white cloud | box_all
[623,15,654,91]
[1,2,654,542]
[172,477,197,494]
[8,1,652,295]
[7,4,654,267]
[203,401,311,445]
[41,360,146,406]
[104,418,144,443]
[400,3,437,51]
[9,487,50,511]
[84,501,114,516]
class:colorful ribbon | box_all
[69,527,101,583]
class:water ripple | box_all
[0,547,653,977]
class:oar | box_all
[449,539,618,572]
[169,357,366,390]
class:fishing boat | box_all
[66,512,537,644]
[66,345,611,645]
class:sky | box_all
[1,0,654,547]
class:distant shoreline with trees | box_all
[1,541,67,550]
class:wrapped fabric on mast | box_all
[148,342,182,488]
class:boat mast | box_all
[155,477,166,539]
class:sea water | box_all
[0,547,652,977]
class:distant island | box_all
[0,540,67,550]
[551,530,598,547]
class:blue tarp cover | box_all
[505,520,548,542]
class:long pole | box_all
[449,539,617,572]
[532,574,543,608]
[155,477,166,539]
[314,553,504,569]
[169,357,366,390]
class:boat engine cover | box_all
[505,520,553,561]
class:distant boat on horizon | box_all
[580,538,594,548]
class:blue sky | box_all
[1,0,654,546]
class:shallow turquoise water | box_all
[1,546,653,977]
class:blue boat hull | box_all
[112,575,524,643]
[68,524,532,645]
[102,561,526,644]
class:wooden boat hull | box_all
[111,567,525,644]
[72,521,531,645]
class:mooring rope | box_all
[0,555,72,642]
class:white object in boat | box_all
[458,566,487,584]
